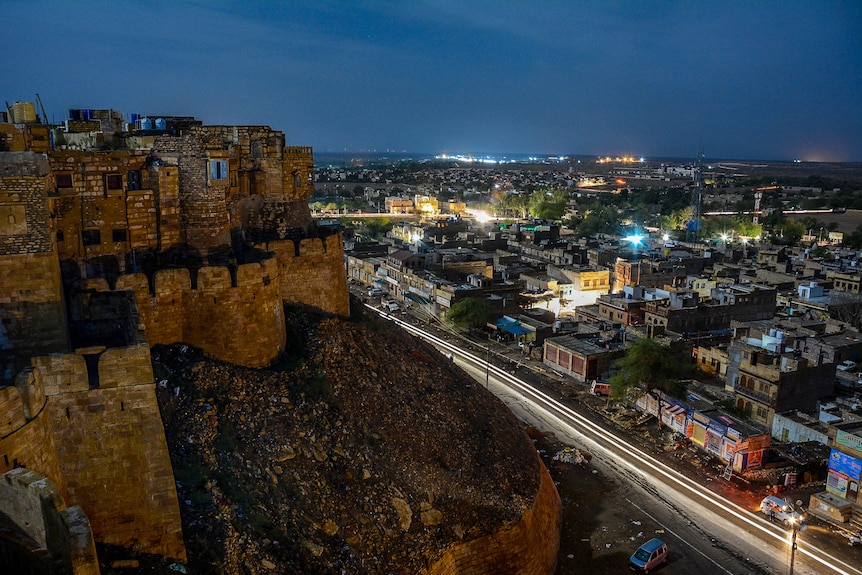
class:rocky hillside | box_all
[149,304,543,574]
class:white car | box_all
[837,360,857,371]
[368,288,385,297]
[760,496,802,525]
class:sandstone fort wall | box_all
[263,234,350,317]
[28,348,186,560]
[0,153,70,361]
[115,257,286,367]
[423,456,561,575]
[0,252,70,361]
[0,468,99,575]
[0,368,63,488]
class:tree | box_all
[445,297,493,330]
[528,189,568,221]
[608,338,688,425]
[576,205,620,237]
[828,292,862,331]
[504,193,531,219]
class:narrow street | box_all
[363,298,862,575]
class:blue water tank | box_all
[155,118,166,130]
[140,118,152,130]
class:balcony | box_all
[733,384,775,406]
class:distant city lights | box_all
[596,156,646,164]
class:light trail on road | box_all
[372,305,861,575]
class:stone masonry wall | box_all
[49,150,153,268]
[0,252,70,364]
[0,468,99,575]
[34,348,186,560]
[115,257,286,367]
[422,456,561,575]
[0,368,63,487]
[0,152,69,364]
[263,233,350,317]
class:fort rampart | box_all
[262,233,350,317]
[27,347,186,560]
[0,368,63,486]
[114,257,286,368]
[423,457,561,575]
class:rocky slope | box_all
[148,304,545,574]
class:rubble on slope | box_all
[148,306,541,574]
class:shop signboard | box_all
[836,429,862,455]
[829,448,862,481]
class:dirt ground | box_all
[533,430,643,574]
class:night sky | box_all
[3,1,861,161]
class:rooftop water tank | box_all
[11,101,37,123]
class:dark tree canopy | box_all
[608,337,687,401]
[445,297,493,330]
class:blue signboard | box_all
[829,449,862,481]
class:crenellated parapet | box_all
[0,367,63,493]
[22,345,186,560]
[260,233,350,317]
[115,257,286,367]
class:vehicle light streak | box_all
[373,305,860,575]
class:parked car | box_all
[629,538,667,572]
[368,288,385,297]
[837,360,857,371]
[759,496,802,525]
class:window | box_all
[55,174,73,188]
[209,160,228,181]
[127,170,142,191]
[82,230,101,246]
[112,229,127,242]
[56,230,64,242]
[105,173,123,192]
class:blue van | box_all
[629,538,668,572]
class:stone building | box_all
[643,283,776,337]
[612,254,707,292]
[724,325,835,428]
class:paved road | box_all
[366,302,862,575]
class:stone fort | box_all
[0,107,559,574]
[0,110,349,573]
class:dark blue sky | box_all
[4,1,861,161]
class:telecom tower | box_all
[686,146,705,244]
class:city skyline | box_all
[3,0,861,162]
